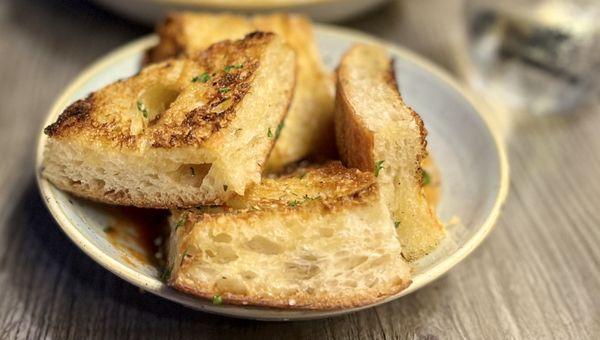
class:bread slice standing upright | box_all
[334,44,445,261]
[42,32,296,208]
[146,12,335,171]
[166,162,411,309]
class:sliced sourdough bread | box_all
[334,44,445,261]
[42,32,296,208]
[166,162,411,309]
[146,12,335,171]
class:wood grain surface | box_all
[0,0,598,339]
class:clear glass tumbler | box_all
[464,0,600,115]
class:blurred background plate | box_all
[93,0,391,23]
[36,24,508,321]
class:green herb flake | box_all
[422,169,431,186]
[275,122,284,139]
[394,221,400,229]
[136,100,148,118]
[224,64,243,72]
[302,194,321,202]
[218,87,230,93]
[212,294,223,305]
[267,127,273,138]
[192,72,211,83]
[288,200,300,208]
[160,267,171,281]
[374,160,385,177]
[181,249,190,266]
[175,215,187,230]
[223,185,228,192]
[103,226,115,233]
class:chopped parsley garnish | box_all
[192,72,211,83]
[394,221,400,229]
[218,87,230,93]
[223,185,228,192]
[175,215,187,230]
[422,169,431,186]
[181,249,190,266]
[275,122,284,139]
[303,194,320,201]
[103,226,114,233]
[212,294,223,305]
[288,195,319,208]
[374,160,385,177]
[136,100,148,118]
[160,267,171,281]
[224,64,243,72]
[267,127,273,138]
[190,167,196,176]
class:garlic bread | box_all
[43,32,296,208]
[146,12,335,171]
[166,162,411,309]
[334,44,445,261]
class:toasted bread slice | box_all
[166,162,411,309]
[42,32,296,208]
[146,12,335,171]
[334,44,445,261]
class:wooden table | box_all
[1,0,598,338]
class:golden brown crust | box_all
[387,59,429,183]
[334,78,375,173]
[171,277,411,310]
[45,32,275,151]
[44,96,95,137]
[189,161,376,213]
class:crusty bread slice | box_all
[146,12,335,171]
[42,32,296,208]
[334,44,445,261]
[166,162,411,309]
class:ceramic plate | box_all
[94,0,391,23]
[36,24,509,321]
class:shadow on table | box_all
[1,177,452,339]
[3,0,147,65]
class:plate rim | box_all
[35,23,510,320]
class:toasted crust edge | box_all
[44,95,95,138]
[171,277,411,310]
[335,54,428,177]
[43,177,209,209]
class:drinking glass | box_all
[464,0,600,115]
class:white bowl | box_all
[36,24,509,321]
[93,0,391,23]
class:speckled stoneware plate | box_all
[36,24,509,321]
[94,0,391,23]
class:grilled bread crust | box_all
[42,32,296,208]
[146,12,335,171]
[167,162,411,309]
[334,44,445,261]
